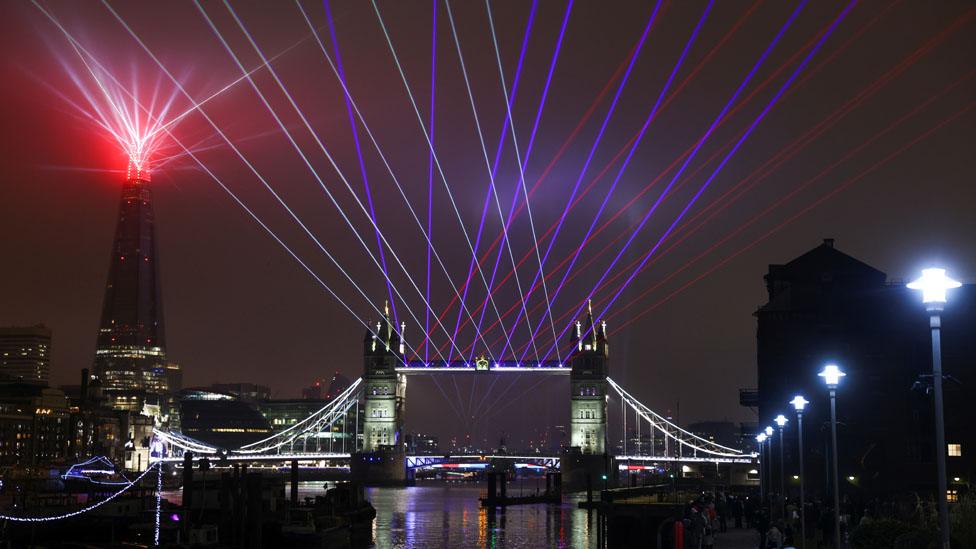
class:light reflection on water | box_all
[365,482,595,549]
[166,480,597,548]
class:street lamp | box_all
[819,364,845,549]
[791,395,810,549]
[908,267,961,549]
[763,426,773,506]
[756,433,768,505]
[775,414,789,518]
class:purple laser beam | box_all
[546,0,857,362]
[447,0,538,360]
[469,0,576,363]
[517,0,712,363]
[485,0,663,359]
[425,0,437,362]
[323,0,399,326]
[583,0,859,355]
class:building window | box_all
[947,489,959,503]
[948,443,962,457]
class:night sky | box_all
[1,1,973,448]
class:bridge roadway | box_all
[395,360,569,374]
[156,453,754,466]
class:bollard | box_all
[486,472,497,502]
[290,460,299,506]
[245,473,263,549]
[219,473,232,541]
[181,452,194,540]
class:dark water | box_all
[366,482,596,549]
[165,480,597,548]
[295,480,597,548]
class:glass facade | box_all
[93,175,168,410]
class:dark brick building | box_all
[754,239,974,503]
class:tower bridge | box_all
[152,305,756,488]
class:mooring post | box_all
[181,451,194,540]
[290,459,299,506]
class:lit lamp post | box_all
[908,267,961,549]
[775,414,789,518]
[791,395,809,548]
[764,426,774,506]
[756,433,768,503]
[819,364,845,549]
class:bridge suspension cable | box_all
[152,428,219,455]
[235,377,364,455]
[607,377,750,458]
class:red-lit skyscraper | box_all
[93,161,168,411]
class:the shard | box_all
[93,161,168,411]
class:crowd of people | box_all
[678,491,851,548]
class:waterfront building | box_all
[259,396,358,452]
[753,239,975,499]
[0,378,70,466]
[179,388,272,449]
[0,324,52,385]
[210,382,270,402]
[260,398,327,431]
[405,433,439,455]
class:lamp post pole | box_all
[775,414,788,519]
[764,426,774,507]
[756,435,764,501]
[760,437,765,504]
[929,309,951,549]
[779,427,785,514]
[908,267,960,549]
[797,409,807,548]
[820,365,845,549]
[756,434,767,506]
[828,388,841,549]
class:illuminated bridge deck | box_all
[396,360,569,374]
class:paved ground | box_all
[714,527,761,548]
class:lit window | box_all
[948,444,962,457]
[947,489,959,503]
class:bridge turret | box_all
[354,301,408,484]
[570,300,609,357]
[562,301,612,491]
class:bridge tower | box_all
[351,303,407,485]
[563,302,613,490]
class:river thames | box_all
[163,479,598,548]
[367,483,596,549]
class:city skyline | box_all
[1,1,974,444]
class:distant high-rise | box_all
[303,371,352,400]
[0,324,51,384]
[93,162,168,411]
